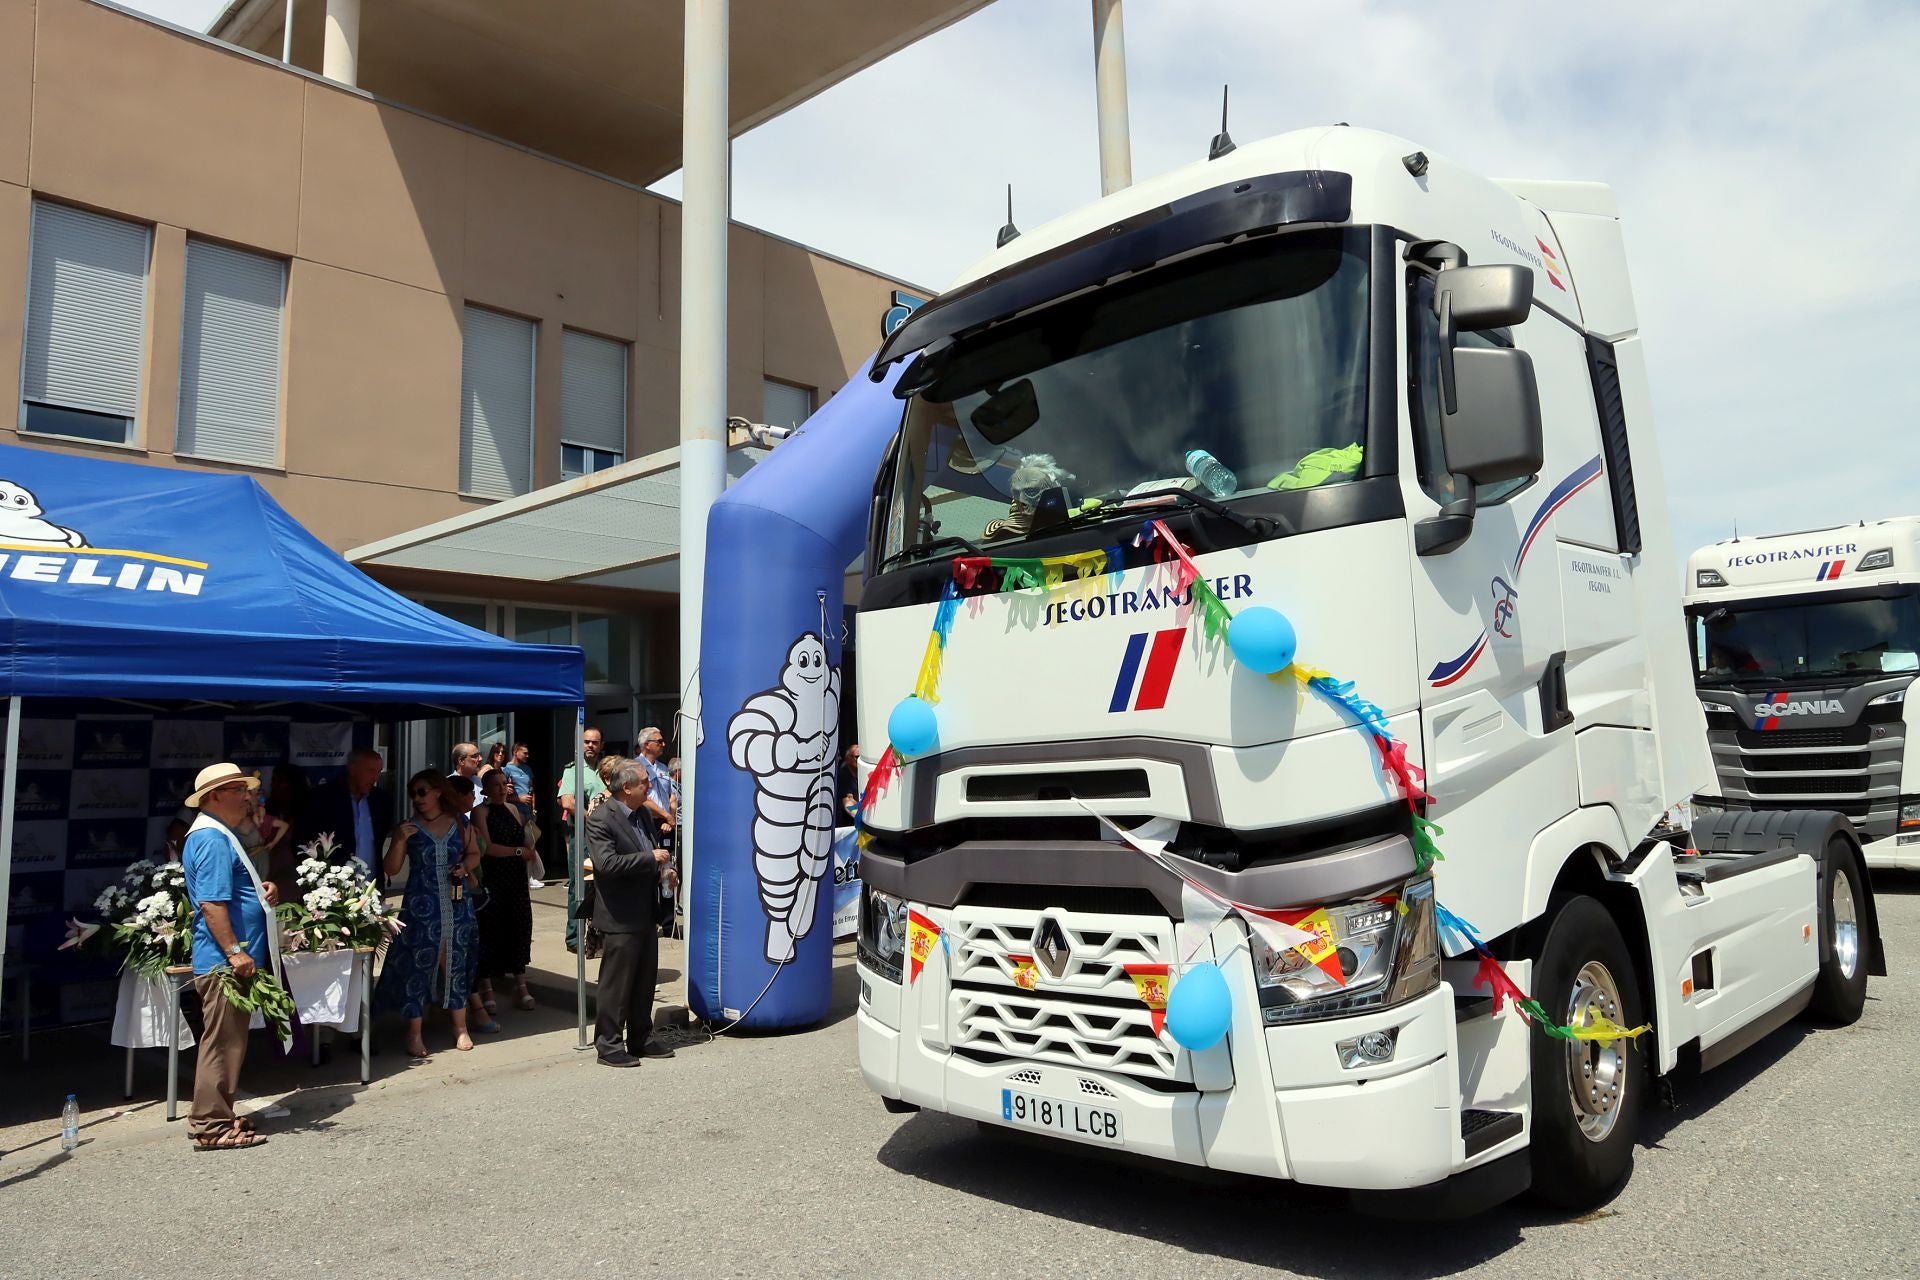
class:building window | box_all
[459,305,536,498]
[763,378,813,432]
[21,202,152,446]
[177,239,286,466]
[560,329,628,480]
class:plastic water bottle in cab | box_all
[1184,449,1238,499]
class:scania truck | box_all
[850,126,1882,1213]
[1687,518,1920,869]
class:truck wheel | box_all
[1807,839,1868,1025]
[1527,895,1646,1211]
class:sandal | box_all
[514,989,536,1011]
[474,1018,501,1034]
[193,1127,267,1152]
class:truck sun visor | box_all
[871,169,1354,380]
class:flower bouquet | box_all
[275,834,399,1028]
[59,859,194,976]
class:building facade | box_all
[0,0,940,763]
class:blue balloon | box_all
[1228,605,1296,675]
[888,695,939,757]
[1165,961,1233,1051]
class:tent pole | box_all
[0,697,18,980]
[573,710,588,1050]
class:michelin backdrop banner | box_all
[4,706,370,1026]
[689,357,904,1028]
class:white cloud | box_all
[701,0,1919,564]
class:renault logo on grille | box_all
[1034,918,1071,979]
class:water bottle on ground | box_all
[1184,449,1238,499]
[61,1094,79,1151]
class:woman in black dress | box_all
[473,767,537,1011]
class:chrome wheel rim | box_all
[1832,868,1860,981]
[1566,960,1628,1144]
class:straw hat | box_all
[184,762,260,809]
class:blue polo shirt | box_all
[182,822,270,976]
[643,756,673,813]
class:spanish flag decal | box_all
[1535,236,1568,292]
[906,910,940,984]
[1124,963,1172,1035]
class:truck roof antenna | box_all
[1209,85,1236,160]
[996,184,1020,249]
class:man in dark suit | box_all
[298,749,393,870]
[585,760,676,1067]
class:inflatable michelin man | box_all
[726,632,841,963]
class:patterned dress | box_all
[374,821,476,1017]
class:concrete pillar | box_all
[676,0,730,944]
[282,0,297,64]
[1091,0,1132,196]
[323,0,361,87]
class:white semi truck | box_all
[850,127,1883,1213]
[1686,518,1920,870]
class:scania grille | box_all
[946,907,1185,1084]
[1746,775,1869,797]
[1708,721,1905,840]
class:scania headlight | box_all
[1902,800,1920,831]
[1867,688,1907,707]
[858,886,908,984]
[1253,875,1441,1024]
[1695,569,1727,588]
[1700,700,1736,716]
[1857,548,1894,572]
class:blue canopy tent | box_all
[0,442,585,1010]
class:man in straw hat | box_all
[180,762,278,1151]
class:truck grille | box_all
[1746,775,1869,797]
[1708,719,1905,840]
[946,907,1184,1084]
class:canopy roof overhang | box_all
[347,434,771,594]
[208,0,995,185]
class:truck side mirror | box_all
[1442,347,1544,485]
[1435,264,1533,414]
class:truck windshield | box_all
[1694,589,1920,682]
[879,230,1370,568]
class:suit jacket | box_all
[586,799,659,935]
[299,778,394,867]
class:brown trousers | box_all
[188,971,251,1141]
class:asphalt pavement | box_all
[3,875,1917,1280]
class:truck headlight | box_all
[1867,688,1906,707]
[1902,801,1920,831]
[859,886,907,984]
[1857,548,1894,572]
[1253,875,1441,1024]
[1695,569,1727,588]
[1700,700,1735,715]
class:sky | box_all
[132,0,1916,564]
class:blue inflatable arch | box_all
[689,357,906,1027]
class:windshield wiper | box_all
[880,533,983,571]
[1068,487,1276,538]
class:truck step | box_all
[1454,994,1495,1022]
[1675,847,1802,885]
[1461,1109,1523,1158]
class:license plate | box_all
[1000,1088,1123,1146]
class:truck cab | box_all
[1685,518,1920,868]
[850,126,1875,1213]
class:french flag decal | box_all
[1110,629,1185,713]
[1814,561,1845,582]
[1428,631,1490,688]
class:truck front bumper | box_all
[858,963,1478,1192]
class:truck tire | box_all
[1527,894,1646,1211]
[1807,838,1868,1025]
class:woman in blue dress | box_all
[376,769,480,1058]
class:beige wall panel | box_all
[634,197,674,351]
[725,224,766,419]
[30,0,302,252]
[282,259,462,497]
[630,341,679,457]
[259,470,480,552]
[531,317,563,490]
[298,87,467,297]
[141,224,186,456]
[0,0,32,187]
[462,137,641,342]
[763,241,885,398]
[0,181,26,410]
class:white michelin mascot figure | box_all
[0,480,86,547]
[727,632,841,963]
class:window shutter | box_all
[23,202,151,420]
[177,239,285,465]
[459,306,536,498]
[763,379,813,430]
[560,329,627,455]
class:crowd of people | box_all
[172,726,686,1149]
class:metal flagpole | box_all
[573,708,589,1049]
[0,697,19,981]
